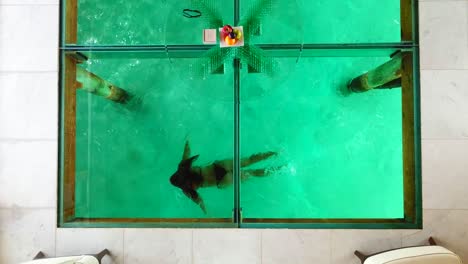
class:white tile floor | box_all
[1,0,468,263]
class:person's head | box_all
[170,155,199,187]
[170,172,182,187]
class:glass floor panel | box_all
[61,51,236,225]
[62,0,414,46]
[240,56,404,220]
[299,0,403,44]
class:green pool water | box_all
[74,0,402,46]
[61,0,416,225]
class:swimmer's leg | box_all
[243,169,268,177]
[241,151,277,168]
[212,151,277,173]
[242,166,283,179]
[240,171,250,181]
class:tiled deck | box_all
[1,0,468,263]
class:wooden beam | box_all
[72,218,234,223]
[348,52,403,93]
[401,53,416,221]
[76,66,129,103]
[242,218,404,224]
[65,0,78,44]
[63,55,77,222]
[400,0,413,41]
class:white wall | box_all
[1,0,468,263]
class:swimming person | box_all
[170,140,278,214]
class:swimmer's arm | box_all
[183,188,207,214]
[182,140,191,160]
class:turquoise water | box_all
[75,56,235,218]
[240,57,403,219]
[65,0,408,222]
[74,0,401,45]
[73,52,403,219]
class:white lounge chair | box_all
[355,237,462,264]
[20,249,109,264]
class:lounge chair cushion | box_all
[365,246,462,264]
[20,255,99,264]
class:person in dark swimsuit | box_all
[170,140,277,214]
